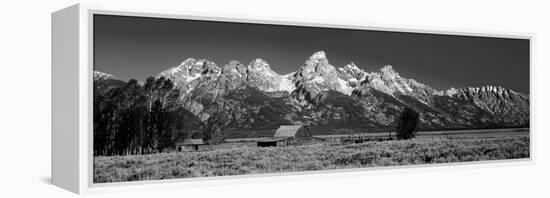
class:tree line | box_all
[93,77,188,156]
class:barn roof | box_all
[177,139,205,145]
[274,125,305,137]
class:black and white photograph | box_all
[92,14,530,183]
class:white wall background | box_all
[0,0,548,197]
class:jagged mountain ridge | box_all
[93,71,126,94]
[94,51,529,134]
[93,71,117,81]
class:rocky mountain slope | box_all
[94,51,529,135]
[93,71,126,94]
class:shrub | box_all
[396,107,420,140]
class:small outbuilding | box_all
[176,139,210,151]
[257,125,315,147]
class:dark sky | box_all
[94,14,530,94]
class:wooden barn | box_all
[175,139,210,151]
[257,125,315,147]
[257,137,290,147]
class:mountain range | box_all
[94,51,529,135]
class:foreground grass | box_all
[94,135,529,183]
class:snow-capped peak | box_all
[309,51,327,60]
[444,87,459,96]
[380,65,397,75]
[338,62,365,80]
[220,60,248,79]
[292,51,355,96]
[245,59,297,93]
[181,57,197,66]
[247,58,273,73]
[93,71,116,80]
[465,85,512,96]
[158,58,221,85]
[345,62,360,71]
[379,65,402,82]
[301,51,337,75]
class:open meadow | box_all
[94,131,529,183]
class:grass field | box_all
[94,133,529,183]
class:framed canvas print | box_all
[52,3,533,194]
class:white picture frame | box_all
[52,3,534,194]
